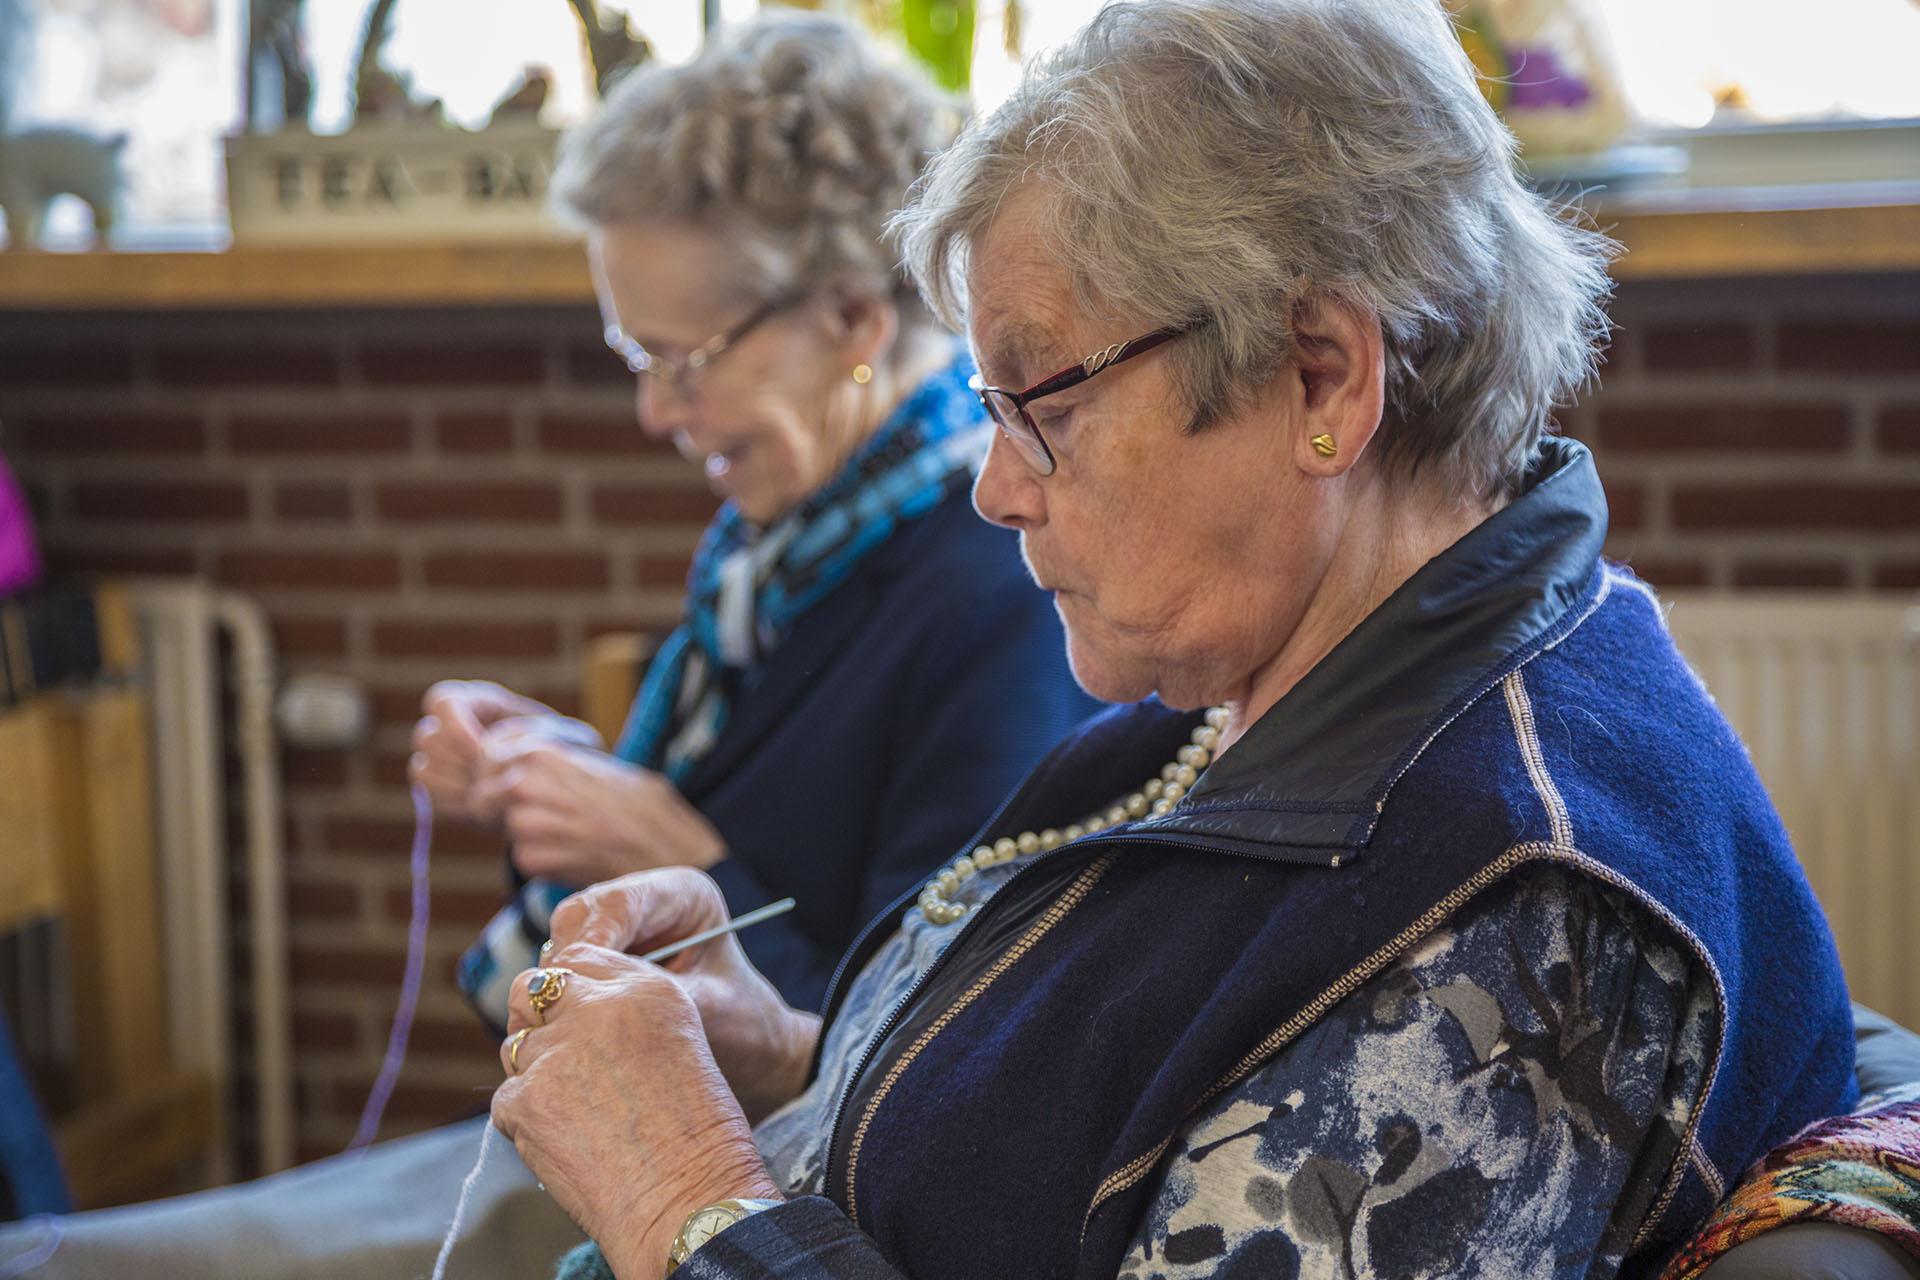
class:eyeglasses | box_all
[968,326,1189,475]
[603,294,796,398]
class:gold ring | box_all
[539,938,554,958]
[527,967,574,1023]
[508,1027,531,1074]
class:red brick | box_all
[153,344,340,387]
[434,413,515,453]
[637,553,694,587]
[292,1012,360,1052]
[0,343,136,387]
[373,618,559,660]
[1614,557,1710,589]
[229,413,411,455]
[286,877,360,922]
[13,410,203,454]
[70,480,249,523]
[565,340,634,388]
[289,945,410,986]
[374,481,562,523]
[1879,405,1920,454]
[46,544,198,576]
[1872,562,1920,590]
[1600,479,1645,531]
[383,884,505,927]
[593,485,720,525]
[283,750,350,788]
[536,411,659,455]
[1731,560,1851,589]
[347,1080,491,1123]
[370,684,429,728]
[217,548,402,590]
[275,482,353,522]
[1671,484,1920,531]
[1777,321,1920,375]
[404,1017,500,1057]
[271,614,350,657]
[421,550,609,590]
[360,343,545,386]
[1637,323,1757,374]
[1594,403,1848,453]
[323,814,505,860]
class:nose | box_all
[634,373,693,440]
[972,428,1046,531]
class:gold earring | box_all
[1310,434,1337,458]
[851,364,873,385]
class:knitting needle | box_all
[637,897,796,965]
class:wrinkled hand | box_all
[408,681,600,823]
[492,947,780,1279]
[553,867,820,1125]
[471,741,726,885]
[494,869,819,1277]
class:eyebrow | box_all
[982,317,1070,386]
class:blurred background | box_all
[0,0,1915,1214]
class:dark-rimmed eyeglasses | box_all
[603,294,797,398]
[968,326,1189,475]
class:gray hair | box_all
[894,0,1616,501]
[552,12,962,318]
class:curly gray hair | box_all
[894,0,1616,501]
[553,11,962,315]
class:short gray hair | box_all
[554,11,962,313]
[894,0,1616,501]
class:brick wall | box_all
[0,269,1915,1169]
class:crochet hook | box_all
[638,897,796,965]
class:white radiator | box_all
[1664,593,1920,1030]
[128,579,295,1176]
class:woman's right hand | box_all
[408,680,600,823]
[545,867,821,1124]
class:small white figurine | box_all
[0,127,128,250]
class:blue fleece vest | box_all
[816,441,1854,1279]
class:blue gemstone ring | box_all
[526,967,575,1023]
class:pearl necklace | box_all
[918,707,1231,924]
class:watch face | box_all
[684,1206,740,1250]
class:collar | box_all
[1145,436,1608,860]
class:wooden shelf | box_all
[0,201,1915,310]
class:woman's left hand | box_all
[471,736,728,884]
[492,949,781,1279]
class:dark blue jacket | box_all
[687,485,1103,1013]
[683,439,1855,1279]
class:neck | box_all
[1216,472,1503,754]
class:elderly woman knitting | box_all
[492,2,1856,1277]
[416,11,1097,1027]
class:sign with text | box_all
[225,122,573,245]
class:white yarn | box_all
[429,1122,499,1280]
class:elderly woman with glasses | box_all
[411,11,1101,1032]
[484,2,1858,1278]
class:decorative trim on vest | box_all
[847,853,1119,1228]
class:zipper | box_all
[821,826,1348,1219]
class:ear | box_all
[819,279,899,375]
[1287,293,1385,476]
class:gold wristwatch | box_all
[667,1198,782,1273]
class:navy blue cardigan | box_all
[679,485,1102,1013]
[677,439,1854,1279]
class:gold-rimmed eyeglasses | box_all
[968,325,1191,475]
[603,294,798,398]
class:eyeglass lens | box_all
[978,389,1055,473]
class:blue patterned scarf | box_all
[613,354,989,781]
